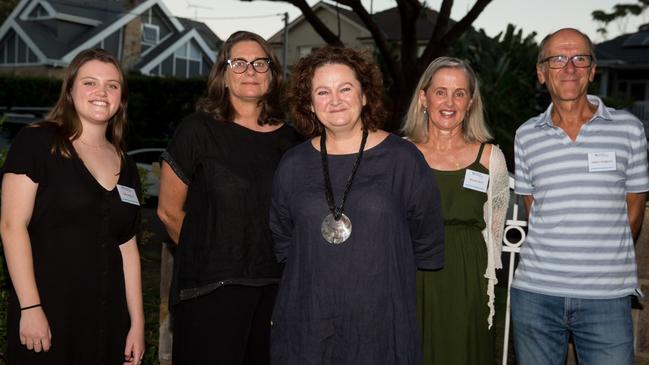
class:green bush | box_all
[0,75,207,149]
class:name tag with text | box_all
[588,151,616,172]
[116,184,140,206]
[463,169,489,193]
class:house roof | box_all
[177,17,222,50]
[47,0,126,22]
[0,0,221,69]
[369,7,458,41]
[596,25,649,67]
[268,1,464,44]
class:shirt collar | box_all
[534,94,614,128]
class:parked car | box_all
[127,148,164,199]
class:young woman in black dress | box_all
[1,49,144,364]
[157,31,301,364]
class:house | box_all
[596,24,649,121]
[267,1,460,69]
[0,0,221,78]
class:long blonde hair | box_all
[402,56,492,144]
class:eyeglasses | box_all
[226,58,271,74]
[540,54,593,69]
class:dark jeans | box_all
[172,284,278,365]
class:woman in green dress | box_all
[403,57,510,364]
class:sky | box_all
[161,0,649,43]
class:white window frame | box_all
[141,23,160,46]
[0,31,37,65]
[172,41,203,78]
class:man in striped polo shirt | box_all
[512,28,649,365]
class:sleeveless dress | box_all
[417,143,494,365]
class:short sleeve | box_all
[161,115,205,185]
[514,131,533,195]
[2,125,53,184]
[117,157,142,245]
[625,121,649,193]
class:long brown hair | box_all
[44,48,128,158]
[195,31,283,125]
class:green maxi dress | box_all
[417,143,493,365]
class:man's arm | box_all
[627,192,647,242]
[523,195,534,219]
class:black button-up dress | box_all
[4,123,140,365]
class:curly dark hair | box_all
[196,31,283,125]
[288,46,386,137]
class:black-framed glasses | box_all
[226,58,271,74]
[540,54,593,69]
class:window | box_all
[28,4,48,18]
[298,46,314,58]
[0,30,38,65]
[172,40,203,78]
[153,41,210,78]
[142,24,159,46]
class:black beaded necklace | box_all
[319,128,369,244]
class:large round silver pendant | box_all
[321,213,352,244]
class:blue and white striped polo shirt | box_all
[513,95,649,299]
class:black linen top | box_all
[269,134,444,364]
[3,123,140,365]
[162,111,302,305]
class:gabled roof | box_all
[61,0,184,63]
[135,27,216,75]
[0,0,221,70]
[268,1,464,44]
[369,7,459,41]
[596,25,649,67]
[177,17,222,50]
[267,1,369,42]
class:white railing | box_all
[501,176,526,365]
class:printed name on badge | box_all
[588,151,616,172]
[116,184,140,206]
[463,169,489,193]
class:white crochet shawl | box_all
[481,145,510,329]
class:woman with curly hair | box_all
[269,46,445,364]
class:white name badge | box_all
[588,151,616,172]
[463,169,489,193]
[116,184,140,206]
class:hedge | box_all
[0,75,207,149]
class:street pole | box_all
[283,12,289,78]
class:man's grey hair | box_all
[537,28,597,64]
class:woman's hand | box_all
[123,323,145,364]
[19,306,51,352]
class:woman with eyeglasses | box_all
[157,31,301,364]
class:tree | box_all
[0,0,19,24]
[453,25,543,168]
[592,0,649,38]
[241,0,492,131]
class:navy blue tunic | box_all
[270,134,444,364]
